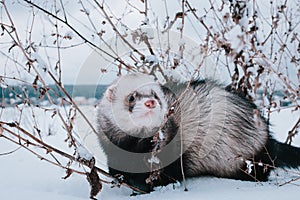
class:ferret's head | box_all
[100,73,167,137]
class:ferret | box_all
[96,73,300,192]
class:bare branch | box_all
[23,0,130,68]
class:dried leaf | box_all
[0,125,3,136]
[87,167,102,200]
[8,43,17,53]
[32,76,38,90]
[63,169,74,179]
[51,110,57,118]
[100,68,107,73]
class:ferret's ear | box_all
[104,84,116,102]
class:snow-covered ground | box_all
[0,105,299,200]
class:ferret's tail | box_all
[267,138,300,168]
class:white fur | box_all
[98,73,167,137]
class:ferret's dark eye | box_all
[128,95,135,103]
[152,90,159,100]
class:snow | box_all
[178,38,185,46]
[0,82,8,88]
[158,130,165,140]
[140,24,154,39]
[0,105,300,199]
[245,160,254,174]
[148,156,160,165]
[145,55,159,64]
[224,25,250,54]
[76,144,94,161]
[64,31,75,39]
[30,52,48,72]
[0,141,89,200]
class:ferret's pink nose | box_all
[144,99,156,109]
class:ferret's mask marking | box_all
[125,90,162,113]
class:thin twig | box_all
[285,118,300,145]
[48,71,98,135]
[23,0,130,68]
[0,146,22,156]
[93,0,145,58]
[0,122,148,194]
